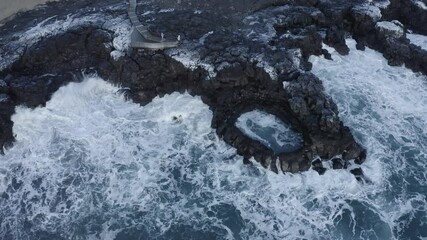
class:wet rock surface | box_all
[345,0,427,73]
[1,0,426,177]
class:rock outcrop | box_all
[0,20,366,178]
[9,0,427,178]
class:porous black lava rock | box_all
[12,0,427,178]
[385,0,427,35]
[317,0,427,75]
[0,25,366,177]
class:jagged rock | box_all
[286,72,341,137]
[324,27,350,55]
[350,167,364,181]
[280,26,323,57]
[351,4,382,23]
[321,48,332,59]
[312,158,323,168]
[350,3,382,36]
[0,80,8,93]
[316,0,358,27]
[0,95,14,153]
[332,157,345,169]
[375,20,405,39]
[384,0,427,35]
[0,94,14,122]
[383,37,412,65]
[313,166,327,175]
[0,0,370,177]
[9,76,49,107]
[374,0,391,9]
[273,6,326,30]
[317,0,427,77]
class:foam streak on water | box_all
[310,39,427,239]
[0,76,379,240]
[0,8,131,71]
[407,32,427,51]
[1,40,426,239]
[236,110,303,153]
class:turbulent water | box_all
[0,39,427,240]
[236,110,303,153]
[310,39,427,239]
[408,32,427,51]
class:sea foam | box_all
[1,38,427,238]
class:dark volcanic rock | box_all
[324,27,350,55]
[273,6,326,30]
[0,80,8,93]
[0,94,14,153]
[280,26,324,58]
[315,0,427,76]
[384,0,427,35]
[0,0,371,176]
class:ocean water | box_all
[0,38,426,240]
[235,110,303,154]
[310,39,427,239]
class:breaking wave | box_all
[0,37,426,239]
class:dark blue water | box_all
[236,110,303,154]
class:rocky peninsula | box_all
[1,0,426,179]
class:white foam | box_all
[242,8,277,44]
[413,0,427,9]
[141,11,153,16]
[167,48,216,79]
[311,39,427,239]
[254,56,278,80]
[158,8,175,13]
[236,110,303,153]
[372,0,391,9]
[376,21,404,38]
[0,12,131,71]
[352,4,382,21]
[198,31,214,45]
[106,17,132,55]
[407,32,427,50]
[0,76,386,239]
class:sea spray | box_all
[310,39,427,239]
[0,43,426,239]
[236,110,303,153]
[0,77,363,239]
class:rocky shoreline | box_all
[1,0,426,178]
